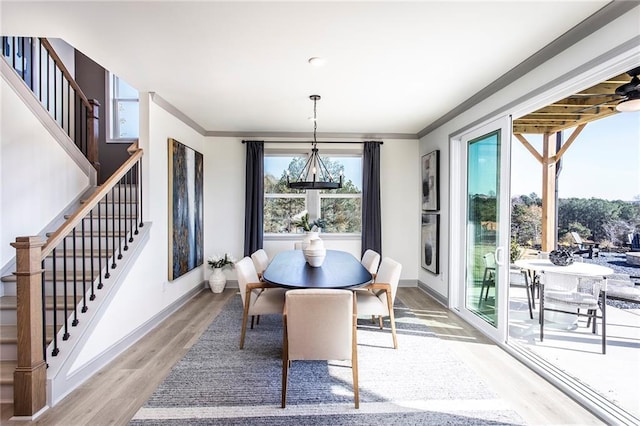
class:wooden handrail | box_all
[41,146,143,259]
[40,38,91,108]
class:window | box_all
[264,152,362,235]
[108,73,139,141]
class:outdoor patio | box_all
[508,251,640,421]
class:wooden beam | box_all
[541,133,557,253]
[514,134,543,163]
[554,123,587,161]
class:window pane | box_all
[116,76,138,99]
[321,197,362,233]
[116,100,139,138]
[264,197,306,233]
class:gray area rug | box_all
[130,295,524,425]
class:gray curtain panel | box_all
[362,141,382,257]
[244,141,264,257]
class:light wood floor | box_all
[0,287,603,425]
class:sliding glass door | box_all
[451,116,512,340]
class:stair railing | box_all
[1,36,100,173]
[11,145,143,417]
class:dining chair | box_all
[360,249,381,279]
[235,257,287,349]
[250,248,269,279]
[539,271,607,354]
[355,257,402,349]
[281,289,359,408]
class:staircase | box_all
[0,183,142,405]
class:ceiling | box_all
[0,1,622,137]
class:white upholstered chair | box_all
[281,289,359,408]
[250,248,269,279]
[235,257,286,349]
[360,249,381,278]
[540,271,607,354]
[355,257,402,349]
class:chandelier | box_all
[287,95,343,190]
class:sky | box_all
[510,112,640,201]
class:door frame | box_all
[449,115,513,342]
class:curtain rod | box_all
[241,140,383,144]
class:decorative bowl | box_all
[549,249,574,266]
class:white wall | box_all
[0,77,89,268]
[419,6,640,300]
[70,93,207,367]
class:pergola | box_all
[512,72,631,252]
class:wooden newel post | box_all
[10,236,47,417]
[87,99,101,177]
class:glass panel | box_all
[115,100,139,138]
[264,197,306,233]
[320,197,362,233]
[115,76,138,99]
[466,130,500,326]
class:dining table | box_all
[262,249,373,289]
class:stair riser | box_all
[44,255,114,271]
[0,307,79,326]
[90,202,140,217]
[53,235,130,250]
[75,217,139,232]
[1,279,100,298]
[0,343,16,361]
[1,383,12,405]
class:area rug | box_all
[130,296,524,425]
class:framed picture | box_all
[168,138,204,281]
[421,213,439,274]
[421,150,439,211]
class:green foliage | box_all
[264,155,361,233]
[510,238,522,263]
[511,193,640,247]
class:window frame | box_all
[263,148,363,241]
[106,72,139,143]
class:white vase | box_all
[303,237,326,267]
[301,231,320,249]
[208,268,226,293]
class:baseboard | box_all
[417,280,448,307]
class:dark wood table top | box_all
[262,249,373,289]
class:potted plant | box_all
[291,210,326,249]
[207,253,235,293]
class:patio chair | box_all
[570,231,599,258]
[479,252,496,302]
[510,268,534,319]
[539,271,607,354]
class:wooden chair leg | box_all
[385,290,398,349]
[281,317,291,408]
[352,296,359,409]
[250,315,255,329]
[378,316,383,329]
[240,295,252,349]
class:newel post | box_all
[11,236,47,417]
[87,99,101,177]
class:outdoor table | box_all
[263,249,372,289]
[514,259,613,277]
